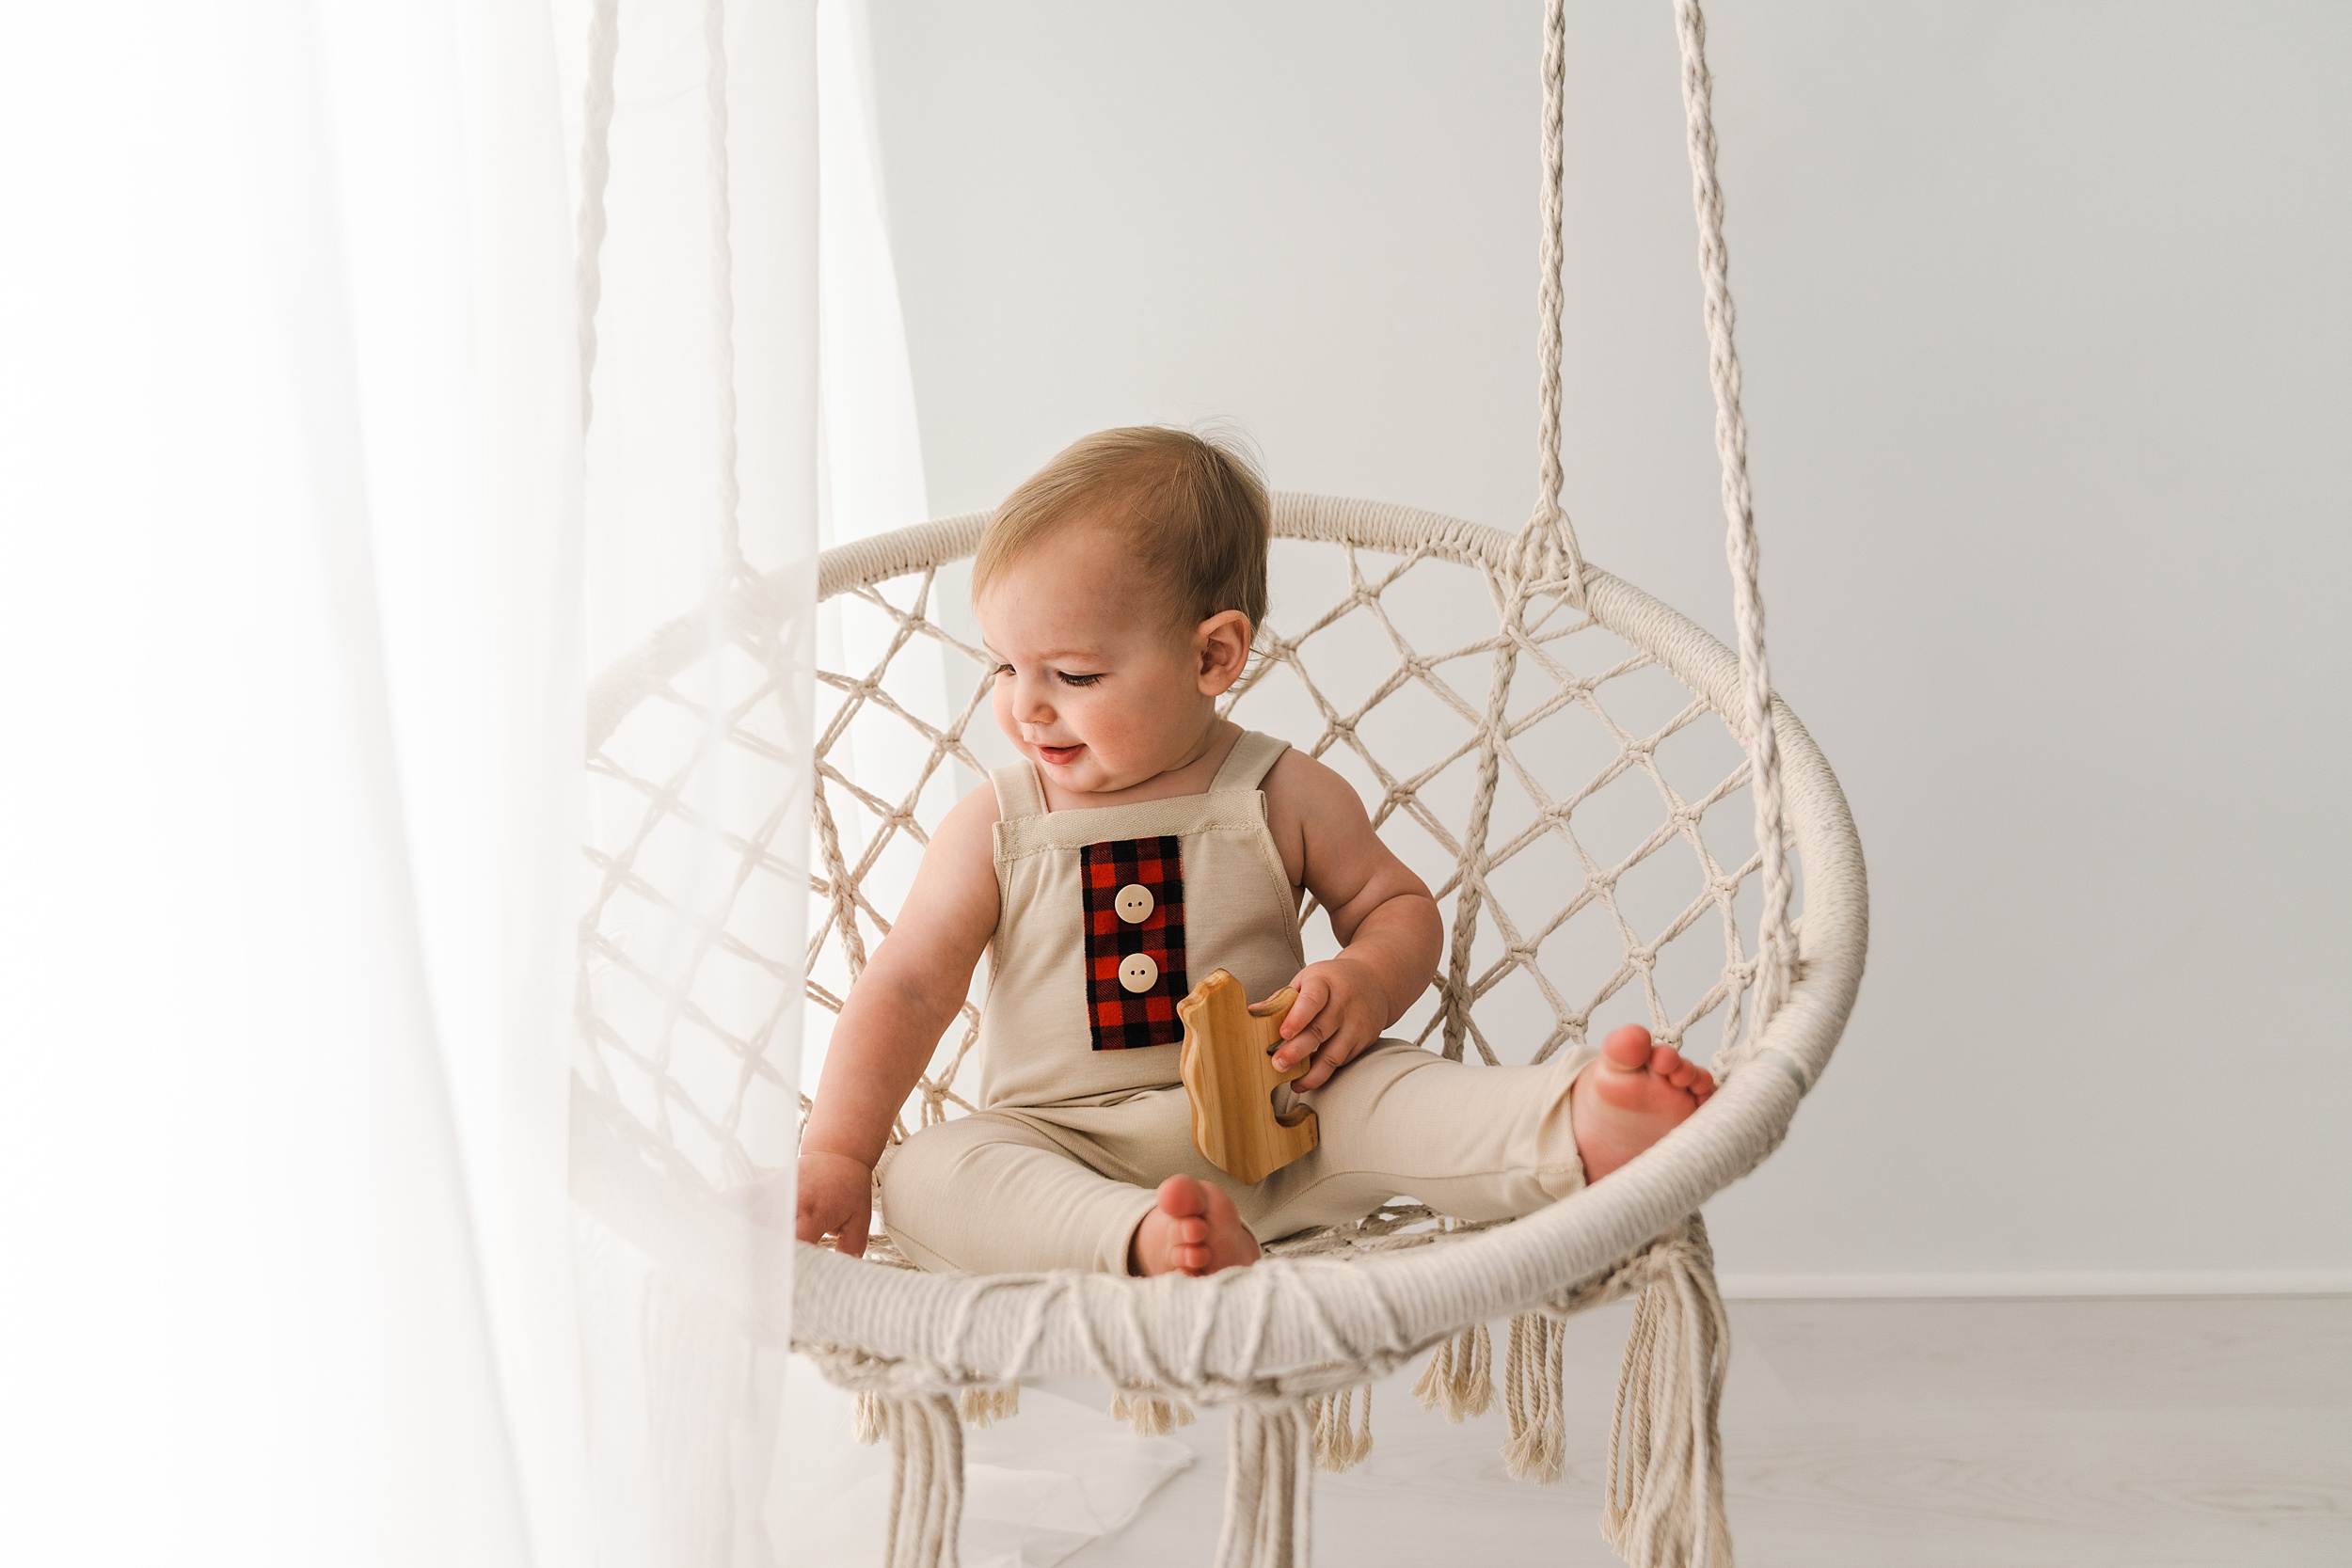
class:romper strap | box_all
[989,760,1048,820]
[1209,729,1291,794]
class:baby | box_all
[796,428,1715,1276]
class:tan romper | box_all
[878,730,1595,1275]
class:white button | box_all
[1118,953,1160,993]
[1114,883,1155,924]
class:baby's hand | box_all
[793,1148,876,1257]
[1271,958,1392,1090]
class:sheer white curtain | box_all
[2,2,816,1562]
[559,0,815,1562]
[802,0,951,1110]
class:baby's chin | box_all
[1042,756,1127,793]
[1034,745,1156,795]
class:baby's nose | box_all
[1012,678,1055,722]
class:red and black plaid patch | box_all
[1080,836,1188,1051]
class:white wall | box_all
[862,2,2351,1284]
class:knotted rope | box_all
[877,1394,964,1568]
[1216,1402,1316,1568]
[1443,0,1584,1062]
[1602,1221,1732,1568]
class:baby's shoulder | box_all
[938,777,1005,838]
[886,780,1005,939]
[919,780,1005,879]
[1258,742,1362,812]
[1257,744,1376,880]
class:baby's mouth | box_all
[1034,743,1085,767]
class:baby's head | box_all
[974,427,1269,795]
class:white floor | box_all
[1031,1294,2352,1568]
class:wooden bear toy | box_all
[1178,968,1317,1184]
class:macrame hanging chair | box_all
[574,2,1867,1565]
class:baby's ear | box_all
[1195,610,1253,695]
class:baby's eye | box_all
[1055,671,1104,688]
[991,662,1013,678]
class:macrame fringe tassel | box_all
[876,1392,965,1568]
[1501,1311,1568,1482]
[854,1390,886,1445]
[1600,1218,1735,1568]
[1109,1390,1196,1435]
[959,1384,1019,1427]
[1410,1321,1494,1422]
[1214,1402,1314,1568]
[1305,1384,1374,1472]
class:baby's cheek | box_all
[1100,703,1151,755]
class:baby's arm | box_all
[795,783,1001,1255]
[1261,751,1442,1089]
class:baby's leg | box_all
[878,1109,1161,1274]
[877,1093,1262,1275]
[1248,1027,1711,1237]
[1248,1042,1582,1235]
[1017,1089,1260,1276]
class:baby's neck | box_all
[1036,718,1239,814]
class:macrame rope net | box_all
[571,2,1867,1565]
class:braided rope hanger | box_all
[1517,0,1792,1064]
[568,3,1864,1566]
[1668,0,1794,1056]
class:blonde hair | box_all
[975,427,1269,631]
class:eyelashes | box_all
[992,663,1104,689]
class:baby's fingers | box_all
[1273,1025,1327,1073]
[798,1195,870,1256]
[1295,1030,1362,1090]
[1279,975,1327,1037]
[1273,980,1327,1070]
[1274,1015,1335,1073]
[794,1189,841,1246]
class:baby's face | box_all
[977,525,1218,796]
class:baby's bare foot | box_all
[1569,1024,1715,1183]
[1128,1175,1261,1276]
